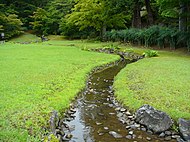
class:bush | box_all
[0,14,23,39]
[104,26,190,52]
[59,19,98,39]
[143,50,158,57]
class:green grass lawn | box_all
[2,34,190,141]
[0,41,118,141]
[114,50,190,121]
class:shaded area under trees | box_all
[0,0,190,51]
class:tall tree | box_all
[30,8,49,35]
[132,0,142,28]
[179,1,187,31]
[156,0,190,31]
[66,0,128,37]
[0,4,23,38]
[144,0,154,25]
[46,0,74,34]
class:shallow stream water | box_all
[62,59,176,142]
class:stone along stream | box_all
[58,59,176,142]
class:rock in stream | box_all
[135,104,173,133]
[178,118,190,141]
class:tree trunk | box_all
[101,24,107,40]
[145,0,154,26]
[187,4,190,32]
[132,0,141,28]
[179,1,187,31]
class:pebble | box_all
[129,124,140,129]
[165,131,172,136]
[159,132,165,137]
[65,118,73,122]
[176,137,186,142]
[126,126,131,129]
[171,135,180,139]
[70,108,76,113]
[132,134,136,139]
[138,135,143,139]
[98,113,104,116]
[120,108,126,112]
[114,102,119,106]
[108,91,113,94]
[109,112,115,115]
[89,89,94,92]
[117,113,123,118]
[129,131,133,135]
[62,137,70,141]
[135,124,140,128]
[126,135,132,139]
[146,137,151,141]
[67,110,74,115]
[115,107,121,111]
[65,134,73,139]
[165,136,172,141]
[103,103,109,105]
[109,131,122,138]
[119,118,126,124]
[96,122,102,125]
[128,115,134,119]
[104,127,109,130]
[109,104,114,107]
[126,111,131,116]
[129,121,135,125]
[98,132,104,136]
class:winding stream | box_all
[61,59,176,142]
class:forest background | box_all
[0,0,190,48]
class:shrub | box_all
[104,26,190,52]
[143,50,158,57]
[143,25,160,47]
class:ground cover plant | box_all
[104,26,190,51]
[114,50,190,121]
[0,41,118,141]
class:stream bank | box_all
[48,58,178,142]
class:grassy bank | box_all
[10,32,40,43]
[0,41,118,141]
[114,50,190,121]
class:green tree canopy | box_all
[66,0,129,37]
[0,4,23,38]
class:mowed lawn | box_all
[114,50,190,121]
[0,42,118,141]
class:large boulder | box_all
[135,104,173,133]
[178,118,190,141]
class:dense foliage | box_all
[104,26,190,51]
[0,4,23,38]
[0,0,190,47]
